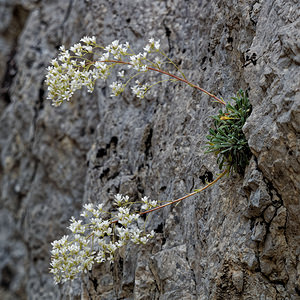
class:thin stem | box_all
[110,169,227,224]
[93,60,226,105]
[158,49,187,81]
[143,78,177,95]
[147,66,225,105]
[139,169,227,215]
[124,71,142,87]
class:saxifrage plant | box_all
[206,89,252,174]
[45,36,252,284]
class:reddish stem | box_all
[147,66,225,105]
[96,60,226,105]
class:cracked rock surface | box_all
[0,0,299,299]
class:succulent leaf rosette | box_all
[206,90,252,174]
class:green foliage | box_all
[206,90,252,174]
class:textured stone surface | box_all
[0,0,299,299]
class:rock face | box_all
[0,0,299,299]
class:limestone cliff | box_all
[0,0,299,299]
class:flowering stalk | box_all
[46,36,229,285]
[45,36,225,106]
[50,170,227,284]
[50,195,158,284]
[92,59,225,105]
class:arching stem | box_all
[110,169,227,224]
[95,60,226,105]
[139,169,228,215]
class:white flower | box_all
[68,217,84,233]
[59,235,69,246]
[148,38,154,44]
[140,65,148,72]
[95,250,106,263]
[139,236,148,244]
[104,40,129,59]
[82,256,94,271]
[129,53,147,71]
[83,45,93,53]
[80,36,96,44]
[109,81,125,96]
[83,203,94,212]
[68,243,80,254]
[58,50,70,62]
[117,207,130,219]
[145,38,160,52]
[96,203,104,211]
[114,194,123,206]
[149,230,155,238]
[107,241,118,253]
[51,58,59,67]
[123,195,129,203]
[70,43,83,56]
[131,82,150,99]
[116,240,125,247]
[144,44,151,52]
[111,40,119,47]
[141,196,158,210]
[117,227,130,239]
[154,40,160,50]
[118,70,125,78]
[51,248,59,256]
[154,56,162,67]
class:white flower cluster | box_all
[46,37,161,106]
[128,52,148,72]
[104,40,130,60]
[141,196,158,210]
[131,80,150,99]
[109,81,125,97]
[50,194,156,284]
[144,38,160,52]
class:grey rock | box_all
[231,270,244,293]
[150,244,197,299]
[259,206,289,284]
[248,187,272,218]
[251,218,267,242]
[240,248,259,271]
[243,159,273,218]
[263,205,276,223]
[0,0,299,299]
